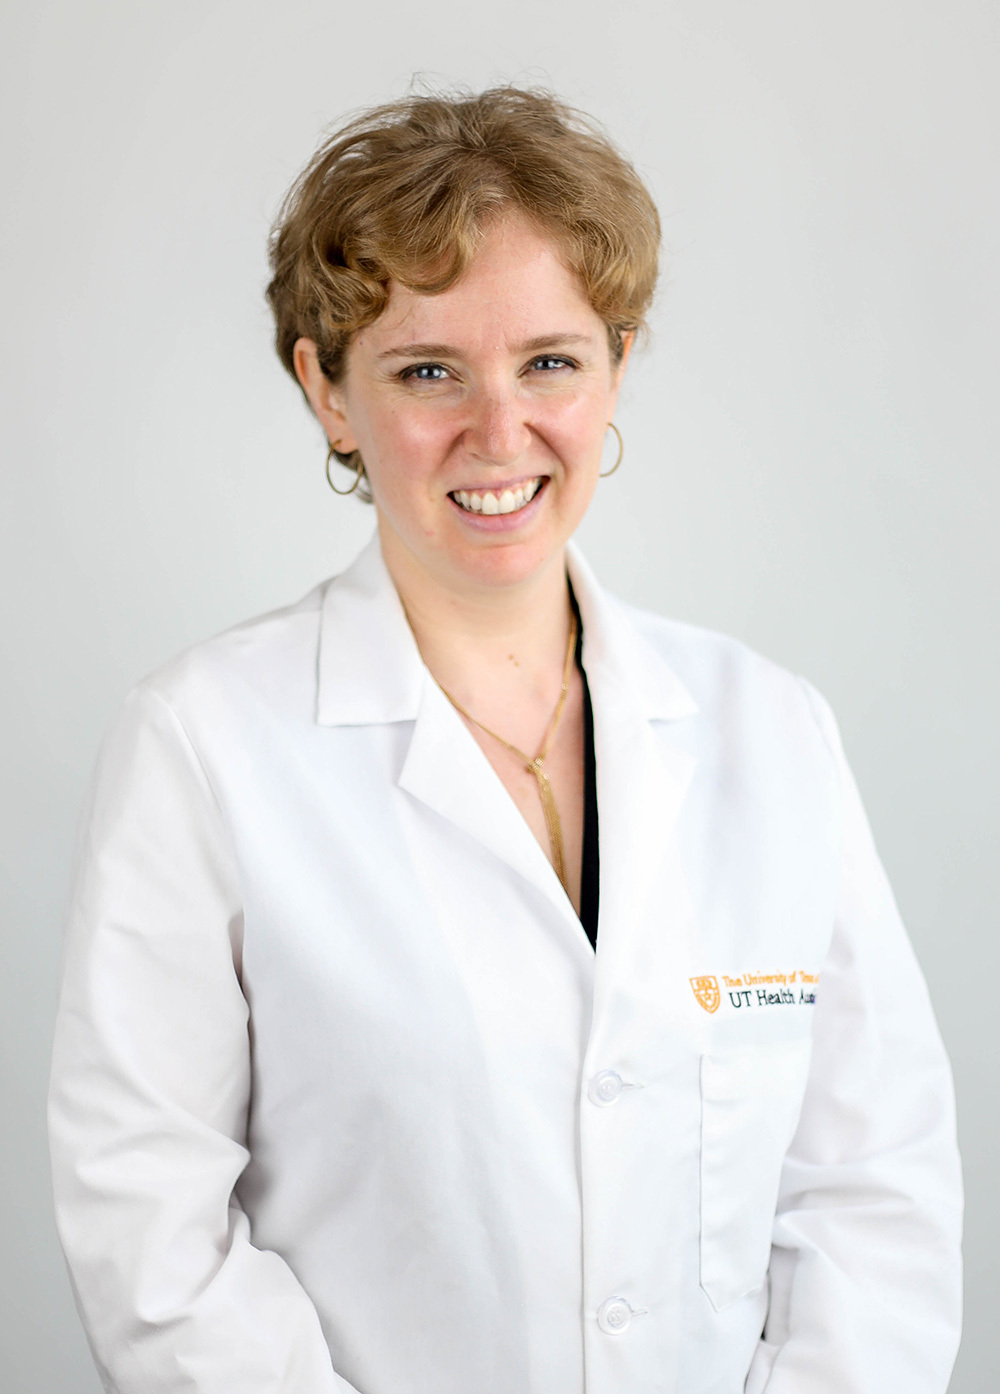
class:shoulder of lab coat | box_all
[133,534,797,724]
[110,535,810,778]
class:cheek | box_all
[543,394,612,465]
[360,411,445,513]
[364,398,452,465]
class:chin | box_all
[445,534,566,591]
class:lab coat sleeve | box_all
[745,680,963,1394]
[48,684,359,1393]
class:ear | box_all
[616,330,636,377]
[608,330,635,409]
[292,338,358,452]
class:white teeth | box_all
[452,478,543,515]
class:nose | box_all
[464,389,532,467]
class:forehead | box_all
[355,216,603,356]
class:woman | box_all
[49,88,962,1394]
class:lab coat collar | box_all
[315,532,698,728]
[563,544,698,724]
[316,532,425,726]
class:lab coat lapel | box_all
[315,532,425,727]
[567,548,700,988]
[316,533,583,927]
[591,682,699,991]
[399,549,701,937]
[398,678,581,925]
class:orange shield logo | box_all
[690,976,721,1013]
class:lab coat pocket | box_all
[699,1038,812,1311]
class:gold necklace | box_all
[436,611,579,893]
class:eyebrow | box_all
[376,333,594,361]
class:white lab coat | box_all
[49,534,962,1394]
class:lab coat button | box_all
[596,1297,633,1334]
[588,1069,624,1106]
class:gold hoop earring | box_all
[600,422,624,478]
[325,441,364,496]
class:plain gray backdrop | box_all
[2,1,997,1388]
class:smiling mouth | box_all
[449,477,545,515]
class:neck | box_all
[378,521,574,705]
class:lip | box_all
[447,477,549,531]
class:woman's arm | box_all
[745,682,963,1394]
[49,684,359,1393]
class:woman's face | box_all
[297,214,631,597]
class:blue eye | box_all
[530,356,573,372]
[401,363,449,381]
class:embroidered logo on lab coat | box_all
[692,970,819,1011]
[690,976,721,1013]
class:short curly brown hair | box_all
[266,85,661,392]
